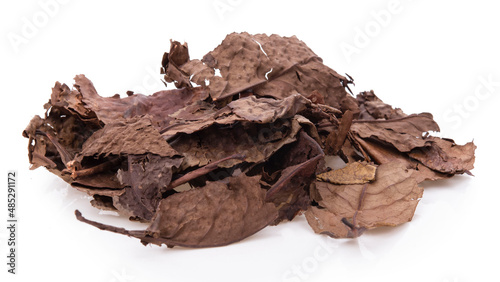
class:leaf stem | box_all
[70,157,122,179]
[167,154,246,190]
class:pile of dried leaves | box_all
[23,32,475,248]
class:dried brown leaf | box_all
[161,40,192,88]
[228,93,311,123]
[306,206,353,238]
[50,81,100,122]
[74,74,209,129]
[80,116,178,158]
[306,161,423,238]
[324,110,354,155]
[351,113,440,152]
[265,131,324,223]
[353,135,448,182]
[409,137,476,174]
[170,117,301,169]
[165,32,354,110]
[160,93,314,139]
[356,90,406,120]
[76,174,278,248]
[113,154,183,221]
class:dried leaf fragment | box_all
[316,161,377,185]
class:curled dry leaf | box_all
[23,32,476,248]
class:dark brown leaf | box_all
[113,154,183,221]
[76,174,278,248]
[265,131,325,223]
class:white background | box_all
[1,0,499,281]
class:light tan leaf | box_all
[306,161,423,238]
[316,161,377,185]
[305,206,353,238]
